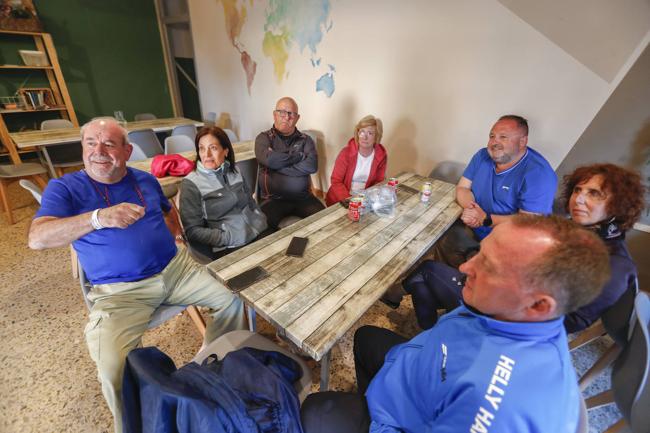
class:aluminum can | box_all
[420,182,432,203]
[355,193,366,215]
[348,198,361,221]
[387,177,398,188]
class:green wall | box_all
[1,0,173,130]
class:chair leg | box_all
[603,419,627,433]
[185,305,206,337]
[55,167,64,178]
[0,179,14,225]
[569,320,606,351]
[585,389,614,410]
[579,344,622,391]
[70,246,79,279]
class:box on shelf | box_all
[0,96,21,109]
[18,50,49,67]
[17,87,55,110]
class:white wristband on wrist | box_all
[91,209,105,230]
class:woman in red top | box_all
[325,115,388,206]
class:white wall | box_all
[189,0,649,190]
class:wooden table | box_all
[206,173,462,389]
[127,140,255,187]
[10,117,203,177]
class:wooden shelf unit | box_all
[0,30,78,164]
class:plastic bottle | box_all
[372,185,396,218]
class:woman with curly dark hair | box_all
[398,163,645,333]
[560,163,645,332]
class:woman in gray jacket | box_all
[180,126,267,260]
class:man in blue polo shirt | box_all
[28,117,246,433]
[437,114,557,267]
[381,115,557,310]
[300,215,610,433]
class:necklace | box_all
[85,170,146,208]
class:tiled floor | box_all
[0,182,620,432]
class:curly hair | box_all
[561,163,646,230]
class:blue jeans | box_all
[402,260,465,329]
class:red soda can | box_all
[387,177,398,187]
[348,199,361,221]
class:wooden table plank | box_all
[208,202,345,276]
[242,184,419,304]
[255,189,428,317]
[11,117,203,148]
[206,172,459,363]
[266,184,454,328]
[302,202,462,359]
[284,184,457,349]
[207,172,418,278]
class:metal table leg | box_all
[319,350,331,391]
[246,305,257,332]
[40,146,57,178]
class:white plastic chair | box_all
[18,179,43,203]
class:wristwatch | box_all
[483,214,493,227]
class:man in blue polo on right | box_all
[435,114,557,268]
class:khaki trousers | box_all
[84,246,245,433]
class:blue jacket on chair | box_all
[122,346,304,433]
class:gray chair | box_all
[576,281,638,391]
[171,124,197,141]
[0,163,48,224]
[192,330,313,402]
[164,135,195,155]
[585,291,650,433]
[128,129,163,161]
[134,113,156,121]
[223,128,238,143]
[235,158,258,199]
[428,160,466,184]
[205,112,217,125]
[41,119,74,130]
[40,119,82,177]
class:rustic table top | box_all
[11,117,203,148]
[206,173,462,360]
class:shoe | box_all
[380,295,401,309]
[380,283,406,309]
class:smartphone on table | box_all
[226,266,269,292]
[286,236,309,257]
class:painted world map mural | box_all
[220,0,336,97]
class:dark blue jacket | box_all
[122,347,304,433]
[564,235,637,333]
